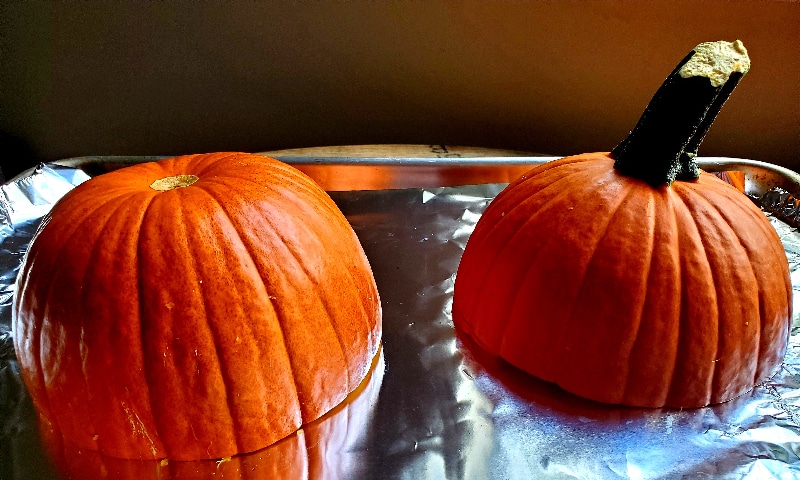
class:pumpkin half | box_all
[453,40,792,408]
[12,152,382,460]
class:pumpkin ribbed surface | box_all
[453,153,791,408]
[12,152,382,460]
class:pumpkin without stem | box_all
[12,152,382,460]
[453,40,792,408]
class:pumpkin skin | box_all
[12,152,382,460]
[41,346,385,480]
[453,153,792,408]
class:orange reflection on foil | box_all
[293,164,538,191]
[712,170,746,192]
[42,346,385,480]
[294,163,750,193]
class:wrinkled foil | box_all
[1,162,799,479]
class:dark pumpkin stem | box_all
[612,40,750,186]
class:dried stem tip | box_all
[678,40,750,87]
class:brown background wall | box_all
[1,1,798,179]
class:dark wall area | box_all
[1,2,798,179]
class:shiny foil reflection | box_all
[334,185,800,480]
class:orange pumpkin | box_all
[453,41,792,408]
[12,152,382,460]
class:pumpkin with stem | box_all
[453,40,792,408]
[13,152,382,460]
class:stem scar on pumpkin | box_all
[150,174,199,191]
[611,40,750,187]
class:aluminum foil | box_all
[1,162,799,479]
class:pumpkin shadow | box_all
[42,346,386,480]
[455,331,755,430]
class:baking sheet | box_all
[1,160,799,479]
